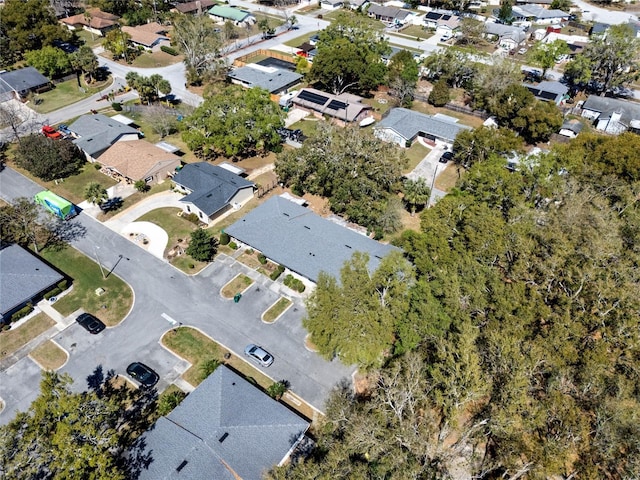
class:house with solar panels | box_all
[524,81,568,105]
[291,88,372,125]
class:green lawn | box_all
[76,30,105,48]
[29,340,68,370]
[137,207,198,257]
[31,77,113,114]
[97,181,172,220]
[393,25,433,40]
[262,297,292,323]
[324,10,384,31]
[405,143,430,173]
[39,246,133,326]
[288,118,322,138]
[284,31,319,48]
[221,274,254,298]
[0,313,55,358]
[126,50,184,68]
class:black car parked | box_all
[126,362,159,388]
[75,313,106,334]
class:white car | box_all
[244,344,274,367]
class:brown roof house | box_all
[121,22,170,50]
[173,0,215,14]
[60,8,119,36]
[98,140,181,185]
[292,88,372,125]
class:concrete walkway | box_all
[104,190,183,231]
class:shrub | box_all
[94,163,102,170]
[157,390,187,416]
[266,380,290,400]
[10,303,33,323]
[44,287,61,300]
[258,254,267,265]
[428,79,450,107]
[228,241,238,250]
[112,102,122,111]
[183,213,200,225]
[57,280,68,290]
[270,264,285,281]
[246,248,254,255]
[161,45,179,56]
[284,274,305,292]
[219,232,230,245]
[134,180,150,193]
[199,358,221,381]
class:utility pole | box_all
[93,245,106,279]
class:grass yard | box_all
[129,50,184,68]
[97,181,172,221]
[221,274,254,298]
[412,99,486,129]
[39,246,133,326]
[29,340,68,370]
[283,31,319,48]
[362,95,393,116]
[262,297,292,323]
[136,208,199,257]
[405,142,430,173]
[324,10,384,31]
[435,162,462,192]
[0,313,55,358]
[31,77,112,114]
[288,118,322,138]
[77,30,104,48]
[394,25,433,40]
[162,326,316,420]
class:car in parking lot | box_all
[126,362,159,387]
[439,151,454,163]
[42,125,62,139]
[75,313,106,334]
[244,344,274,367]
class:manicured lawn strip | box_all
[39,246,133,326]
[137,207,198,257]
[394,25,433,40]
[288,118,321,138]
[129,50,184,68]
[162,327,317,420]
[283,31,319,48]
[29,340,67,370]
[236,251,263,269]
[263,297,292,323]
[31,77,112,114]
[405,142,430,173]
[0,313,55,358]
[172,254,208,274]
[221,274,254,298]
[6,161,118,206]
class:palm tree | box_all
[84,182,108,205]
[403,178,430,216]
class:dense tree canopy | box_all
[24,46,72,78]
[182,85,284,159]
[387,49,419,107]
[310,13,390,95]
[15,135,85,181]
[0,0,71,66]
[275,124,407,232]
[529,39,569,78]
[0,370,156,479]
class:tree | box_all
[182,85,285,159]
[157,390,186,416]
[422,49,477,89]
[387,49,418,107]
[529,39,570,78]
[452,126,523,168]
[310,12,390,95]
[134,180,150,192]
[0,370,156,479]
[15,134,85,181]
[581,24,640,95]
[550,0,572,11]
[458,17,486,46]
[304,251,415,368]
[266,380,290,400]
[0,0,71,66]
[24,46,72,78]
[275,124,407,231]
[428,79,451,106]
[142,105,179,138]
[84,182,108,205]
[515,99,563,143]
[103,29,132,62]
[125,72,171,104]
[186,228,218,262]
[498,0,513,24]
[89,0,134,16]
[0,197,57,253]
[472,58,522,112]
[172,14,226,83]
[199,358,221,380]
[403,177,430,216]
[563,54,593,90]
[70,45,99,83]
[0,101,38,146]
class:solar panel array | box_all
[297,90,328,105]
[327,100,347,111]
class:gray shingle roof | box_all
[375,107,471,143]
[227,65,302,93]
[69,114,139,157]
[0,244,63,319]
[173,162,254,216]
[137,366,309,480]
[225,196,400,282]
[582,95,640,125]
[513,4,567,19]
[484,22,526,43]
[525,81,568,104]
[0,67,49,92]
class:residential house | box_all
[0,67,51,101]
[558,119,584,138]
[121,22,170,50]
[173,0,215,14]
[225,196,400,283]
[0,244,64,324]
[367,3,414,25]
[208,5,255,25]
[515,0,553,5]
[484,22,527,49]
[292,88,372,124]
[423,10,461,37]
[581,95,640,135]
[136,366,310,480]
[320,0,344,10]
[590,22,610,37]
[347,0,370,9]
[525,81,569,105]
[96,140,181,185]
[227,64,302,94]
[68,114,140,161]
[374,107,471,148]
[511,5,568,24]
[172,162,254,225]
[60,8,119,36]
[296,42,318,61]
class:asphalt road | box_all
[0,167,354,423]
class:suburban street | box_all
[0,166,355,424]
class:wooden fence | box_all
[234,49,297,68]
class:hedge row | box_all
[11,303,34,323]
[284,274,305,293]
[270,264,285,281]
[161,45,179,56]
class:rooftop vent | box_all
[176,460,188,472]
[304,225,310,230]
[219,432,229,443]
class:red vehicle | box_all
[42,125,62,139]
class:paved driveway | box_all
[406,142,448,205]
[0,167,354,424]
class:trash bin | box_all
[233,293,242,303]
